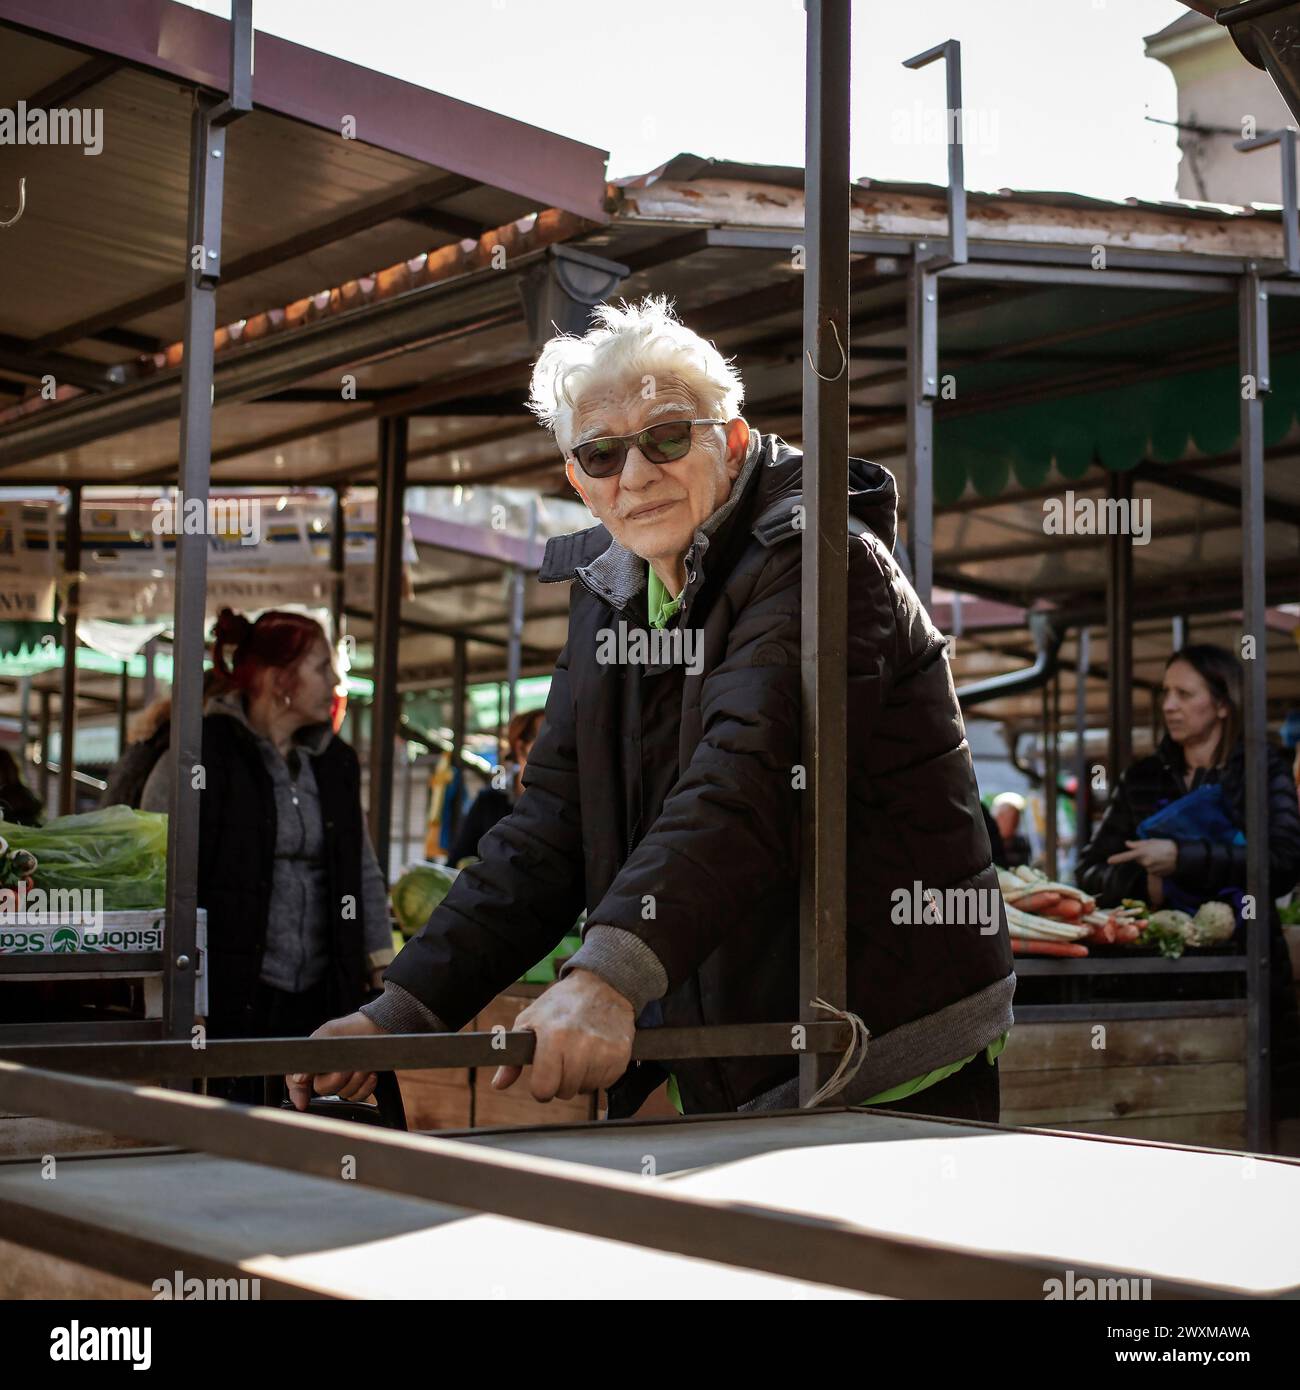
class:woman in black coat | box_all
[1076,644,1300,1123]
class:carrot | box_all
[1009,890,1061,914]
[1011,939,1089,957]
[1045,898,1085,921]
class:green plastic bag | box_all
[0,806,169,910]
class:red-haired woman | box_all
[142,608,393,1102]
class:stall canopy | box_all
[1,33,1297,733]
[0,0,610,739]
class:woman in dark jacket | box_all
[142,608,393,1104]
[1076,644,1300,1122]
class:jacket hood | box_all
[748,435,898,553]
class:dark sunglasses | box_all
[570,418,726,480]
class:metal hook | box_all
[805,316,847,382]
[0,177,26,229]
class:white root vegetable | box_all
[1005,903,1092,941]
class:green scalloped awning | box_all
[934,353,1300,506]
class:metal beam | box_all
[368,415,408,875]
[798,0,850,1105]
[0,1022,853,1079]
[0,1060,1211,1301]
[1104,470,1134,782]
[1240,268,1273,1153]
[163,2,252,1046]
[56,484,80,815]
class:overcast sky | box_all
[177,0,1192,201]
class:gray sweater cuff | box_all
[359,981,447,1034]
[560,926,668,1014]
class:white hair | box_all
[526,295,744,453]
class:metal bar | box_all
[798,0,851,1105]
[1234,129,1300,274]
[940,262,1238,294]
[1009,955,1248,976]
[0,953,164,976]
[1011,1001,1247,1022]
[902,39,967,266]
[162,1,251,1040]
[116,661,130,755]
[1104,470,1134,784]
[17,674,30,780]
[451,636,468,763]
[141,636,158,706]
[368,416,408,875]
[37,688,50,811]
[1043,676,1059,879]
[57,484,80,815]
[0,1022,854,1080]
[701,226,1253,276]
[1240,269,1273,1152]
[330,486,347,643]
[1074,628,1092,844]
[906,258,937,608]
[0,1063,1225,1301]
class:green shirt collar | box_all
[646,566,683,630]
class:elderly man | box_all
[289,296,1013,1121]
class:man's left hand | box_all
[492,969,635,1103]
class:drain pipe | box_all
[956,610,1066,709]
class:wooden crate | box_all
[396,983,599,1132]
[1000,1015,1247,1148]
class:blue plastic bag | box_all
[1136,783,1246,846]
[1136,783,1245,931]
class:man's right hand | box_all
[286,1010,388,1111]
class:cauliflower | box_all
[1187,900,1236,947]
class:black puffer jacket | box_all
[383,433,1013,1114]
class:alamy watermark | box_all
[1043,490,1150,545]
[0,103,103,156]
[1044,1269,1151,1300]
[153,1269,261,1300]
[152,491,262,545]
[0,884,104,928]
[596,620,703,676]
[890,102,1000,155]
[890,881,1002,934]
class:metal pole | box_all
[1075,628,1091,855]
[452,637,468,761]
[57,483,81,815]
[1104,470,1134,786]
[17,675,30,779]
[798,0,850,1105]
[1171,614,1188,651]
[1240,267,1273,1152]
[505,498,536,726]
[330,485,347,644]
[905,257,937,611]
[1041,680,1056,879]
[141,636,158,706]
[117,661,130,755]
[368,415,408,876]
[37,689,50,811]
[164,0,253,1043]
